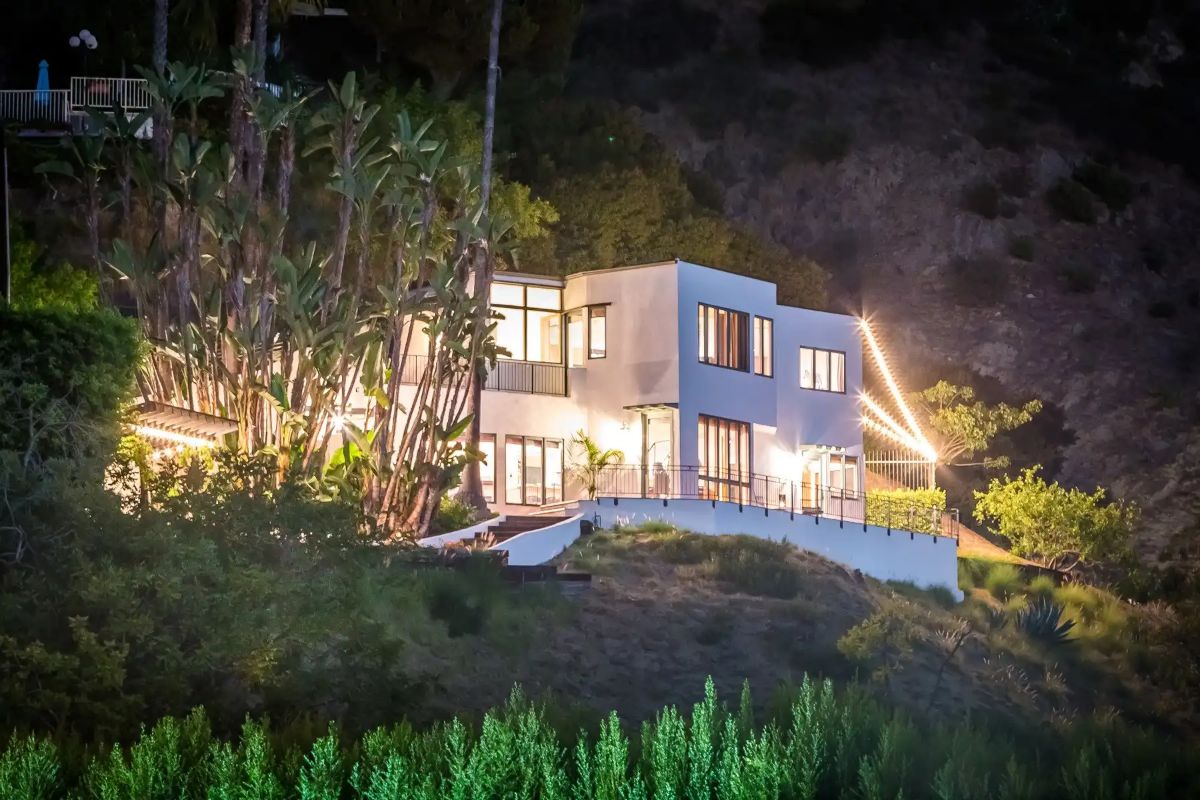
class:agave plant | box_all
[1016,597,1076,646]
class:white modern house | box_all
[412,259,960,595]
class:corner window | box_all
[753,316,773,377]
[799,347,846,393]
[490,281,564,364]
[504,435,564,505]
[698,303,749,371]
[588,306,607,359]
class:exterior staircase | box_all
[476,514,566,546]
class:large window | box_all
[698,303,749,371]
[697,415,751,503]
[491,282,563,364]
[799,347,846,392]
[753,316,773,377]
[504,435,564,505]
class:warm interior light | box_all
[133,425,216,449]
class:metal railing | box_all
[593,464,958,539]
[398,355,567,397]
[0,89,70,126]
[70,77,152,110]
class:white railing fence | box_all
[0,89,71,125]
[864,449,936,490]
[70,77,152,111]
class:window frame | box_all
[697,302,750,372]
[491,281,565,365]
[503,434,566,506]
[798,346,847,393]
[697,413,752,504]
[588,305,607,360]
[479,433,496,503]
[752,315,774,378]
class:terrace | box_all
[0,74,152,136]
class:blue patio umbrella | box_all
[34,60,50,107]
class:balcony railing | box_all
[70,77,152,111]
[0,89,70,126]
[397,355,567,397]
[593,464,958,539]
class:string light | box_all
[132,425,216,449]
[857,317,939,462]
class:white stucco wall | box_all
[583,498,961,596]
[489,512,586,566]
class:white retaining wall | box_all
[490,513,586,566]
[417,515,507,548]
[582,498,961,597]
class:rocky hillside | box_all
[569,1,1200,559]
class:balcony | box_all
[399,355,566,397]
[1,76,151,136]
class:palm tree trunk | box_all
[459,0,503,512]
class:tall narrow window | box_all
[698,303,749,371]
[525,438,544,506]
[505,436,524,505]
[697,415,751,503]
[753,316,773,377]
[545,440,563,503]
[589,306,607,359]
[799,346,846,393]
[479,434,496,503]
[567,309,586,367]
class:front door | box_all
[641,411,674,497]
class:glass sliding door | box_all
[505,436,524,505]
[545,440,563,503]
[504,435,564,505]
[697,415,750,503]
[525,438,544,506]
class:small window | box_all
[526,286,562,310]
[589,306,607,359]
[799,346,845,393]
[753,316,773,377]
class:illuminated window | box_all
[504,435,565,505]
[753,316,773,377]
[697,414,751,503]
[490,281,564,364]
[588,306,606,359]
[480,434,495,503]
[698,303,749,371]
[799,347,845,393]
[567,309,586,366]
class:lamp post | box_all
[69,29,98,73]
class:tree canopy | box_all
[911,380,1042,468]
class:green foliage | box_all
[962,179,1001,219]
[6,225,99,313]
[568,430,625,500]
[633,531,807,599]
[1016,597,1076,646]
[1007,235,1035,262]
[1046,178,1097,224]
[973,466,1137,564]
[1073,160,1134,212]
[865,488,945,535]
[3,676,1200,797]
[983,563,1023,601]
[837,604,917,680]
[911,380,1042,467]
[0,308,140,459]
[430,494,484,535]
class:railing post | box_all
[790,481,794,520]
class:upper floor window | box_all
[753,316,773,377]
[566,305,607,365]
[799,346,846,393]
[589,306,607,359]
[698,303,748,371]
[491,282,562,363]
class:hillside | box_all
[565,1,1200,560]
[413,528,1200,735]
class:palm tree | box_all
[569,430,624,501]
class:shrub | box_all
[1007,235,1035,261]
[0,309,140,458]
[973,466,1137,565]
[1016,597,1076,646]
[430,495,482,535]
[1073,160,1134,212]
[962,180,1001,219]
[865,488,946,535]
[1046,179,1097,223]
[837,604,917,678]
[983,563,1023,601]
[948,255,1008,305]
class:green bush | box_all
[1074,160,1134,212]
[865,488,946,535]
[983,563,1023,601]
[1007,235,1035,261]
[1016,597,1076,646]
[0,308,140,459]
[973,466,1137,564]
[429,494,483,535]
[962,179,1001,219]
[1046,179,1097,223]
